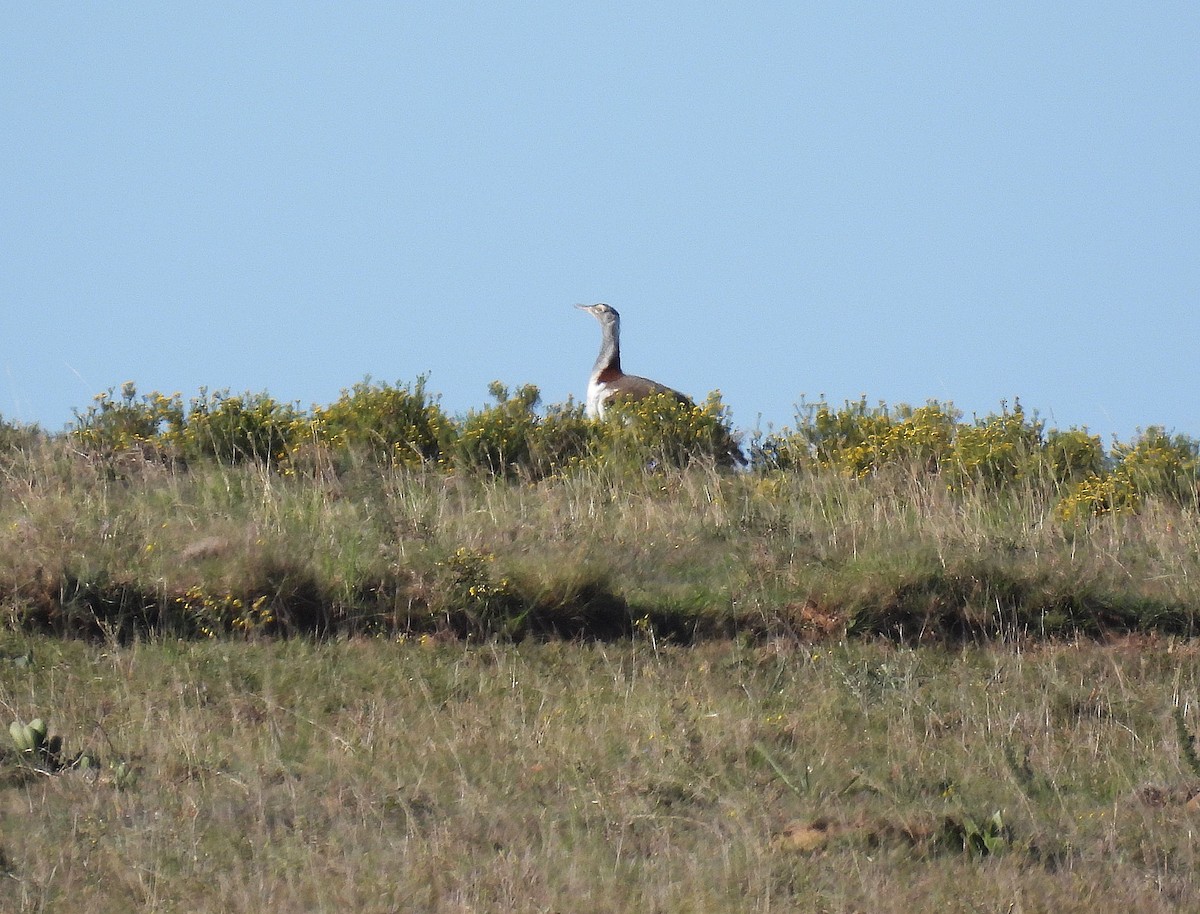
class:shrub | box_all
[453,382,543,479]
[800,397,899,475]
[529,397,594,476]
[174,586,276,638]
[177,389,303,467]
[432,546,522,637]
[314,377,454,469]
[1055,471,1139,523]
[948,404,1044,491]
[758,398,1116,501]
[595,390,745,470]
[757,398,958,477]
[451,384,742,478]
[1113,427,1199,504]
[70,382,184,457]
[0,414,42,454]
[1056,427,1198,522]
[1043,428,1107,486]
[879,402,959,475]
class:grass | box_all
[2,430,1200,909]
[2,634,1200,912]
[1,439,1199,640]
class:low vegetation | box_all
[0,381,1197,641]
[2,635,1200,912]
[1,381,1199,910]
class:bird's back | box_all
[589,371,691,418]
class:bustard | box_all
[575,303,691,420]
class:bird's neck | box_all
[592,324,622,378]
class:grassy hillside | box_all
[1,429,1198,642]
[2,636,1200,912]
[2,385,1199,911]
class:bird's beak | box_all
[574,303,591,312]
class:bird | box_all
[574,303,691,420]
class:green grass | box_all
[1,439,1199,640]
[1,423,1199,909]
[2,634,1199,912]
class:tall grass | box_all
[1,430,1198,641]
[3,390,1200,911]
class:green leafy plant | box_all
[958,809,1009,857]
[9,716,64,769]
[109,758,139,791]
[1173,704,1200,780]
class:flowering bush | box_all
[433,547,521,637]
[595,390,744,470]
[66,378,1194,532]
[757,397,1136,522]
[1043,428,1107,486]
[756,398,958,477]
[71,382,184,457]
[1113,427,1199,503]
[1058,427,1199,522]
[1055,472,1137,523]
[947,405,1044,490]
[314,377,453,469]
[453,382,544,478]
[530,398,594,476]
[447,383,743,477]
[176,389,302,467]
[175,586,275,638]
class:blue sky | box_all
[3,5,1197,444]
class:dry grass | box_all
[2,440,1199,641]
[2,437,1200,909]
[2,634,1200,912]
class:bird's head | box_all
[575,302,620,330]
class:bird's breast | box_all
[585,377,611,419]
